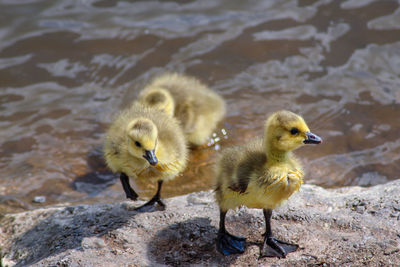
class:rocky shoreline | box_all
[1,180,399,266]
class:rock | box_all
[81,237,106,250]
[1,180,400,266]
[32,196,46,203]
[355,205,365,214]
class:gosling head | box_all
[127,118,159,166]
[138,87,174,116]
[265,110,322,152]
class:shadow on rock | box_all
[147,217,240,266]
[10,203,134,266]
[72,145,117,196]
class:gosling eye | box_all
[135,141,142,148]
[290,128,299,135]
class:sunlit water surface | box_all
[1,0,400,213]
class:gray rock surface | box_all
[1,180,399,266]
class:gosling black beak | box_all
[304,131,322,144]
[143,150,158,166]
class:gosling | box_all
[138,73,226,146]
[104,102,188,212]
[138,87,175,117]
[214,110,322,257]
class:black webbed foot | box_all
[260,237,298,258]
[134,199,165,213]
[217,231,246,255]
[132,180,165,213]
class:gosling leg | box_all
[260,209,298,258]
[120,173,138,201]
[135,180,166,212]
[216,210,246,255]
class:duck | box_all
[214,110,322,258]
[104,102,188,212]
[138,73,226,146]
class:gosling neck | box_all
[265,143,290,165]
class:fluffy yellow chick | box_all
[104,102,187,212]
[214,110,322,257]
[138,87,175,117]
[138,73,226,146]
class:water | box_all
[1,0,400,213]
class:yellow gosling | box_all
[138,73,226,146]
[138,87,175,117]
[104,102,187,212]
[214,110,322,257]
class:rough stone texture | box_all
[1,180,400,266]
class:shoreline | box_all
[1,180,399,266]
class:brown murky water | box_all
[1,0,400,214]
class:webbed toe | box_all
[217,232,246,255]
[134,199,166,213]
[260,237,298,258]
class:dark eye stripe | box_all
[135,141,142,147]
[290,128,299,135]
